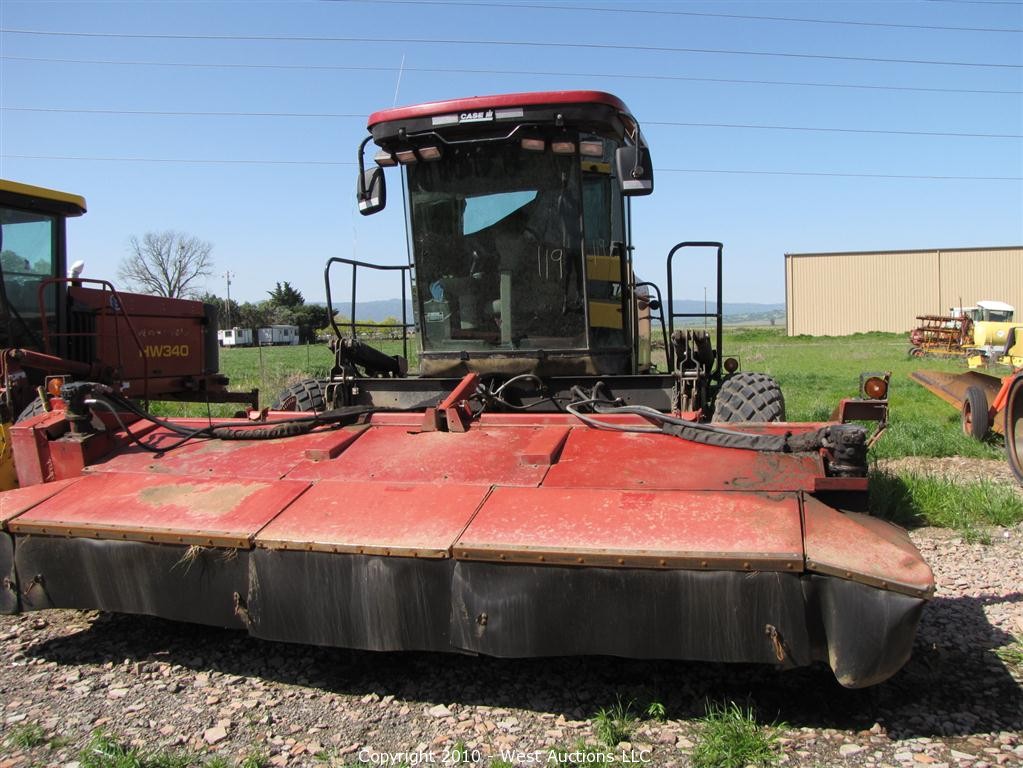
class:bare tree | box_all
[118,231,214,298]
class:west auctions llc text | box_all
[359,746,653,765]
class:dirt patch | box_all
[877,456,1022,494]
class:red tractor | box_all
[0,94,931,688]
[0,180,257,487]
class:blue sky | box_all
[1,0,1020,305]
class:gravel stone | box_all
[1,522,1020,767]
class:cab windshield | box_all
[407,139,586,350]
[0,206,58,347]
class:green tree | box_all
[1,250,30,273]
[267,281,304,308]
[292,304,328,342]
[236,301,272,331]
[198,291,241,328]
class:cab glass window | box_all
[0,207,58,345]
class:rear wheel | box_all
[960,385,990,440]
[16,397,49,422]
[1006,373,1023,484]
[711,372,786,423]
[272,378,325,412]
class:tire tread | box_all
[712,372,786,423]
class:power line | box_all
[4,154,1020,180]
[5,55,1021,97]
[664,168,1022,181]
[2,106,365,119]
[335,0,1023,34]
[924,0,1023,5]
[1,154,352,166]
[6,106,1021,139]
[2,28,1021,69]
[646,120,1022,139]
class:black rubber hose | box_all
[209,406,376,440]
[88,397,213,453]
[102,389,376,440]
[566,399,858,454]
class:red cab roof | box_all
[367,90,631,128]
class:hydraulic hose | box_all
[566,399,867,465]
[78,384,381,453]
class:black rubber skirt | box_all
[10,535,925,688]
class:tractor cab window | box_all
[0,206,58,347]
[408,139,585,351]
[580,136,627,349]
[983,308,1013,323]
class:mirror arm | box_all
[356,135,374,200]
[630,124,646,181]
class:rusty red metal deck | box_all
[9,473,308,548]
[255,481,489,557]
[0,413,931,595]
[454,486,804,570]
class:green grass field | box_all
[721,328,1004,461]
[166,329,1020,537]
[209,329,1001,462]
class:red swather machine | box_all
[0,93,934,687]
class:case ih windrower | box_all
[0,92,933,688]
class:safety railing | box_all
[665,241,723,378]
[323,257,415,363]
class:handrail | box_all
[38,277,150,405]
[665,241,723,378]
[632,280,669,372]
[323,257,415,362]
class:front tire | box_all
[960,385,990,440]
[272,378,325,412]
[1005,373,1023,485]
[711,372,786,423]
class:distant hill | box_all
[313,298,784,324]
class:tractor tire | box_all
[16,397,49,422]
[1005,373,1023,485]
[960,385,990,441]
[711,372,786,423]
[272,378,326,412]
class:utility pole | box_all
[224,270,235,327]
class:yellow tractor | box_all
[909,300,1023,365]
[962,301,1023,367]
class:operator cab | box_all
[0,180,84,352]
[356,91,654,378]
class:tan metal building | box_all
[784,246,1023,336]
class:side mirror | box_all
[615,146,654,196]
[357,166,387,215]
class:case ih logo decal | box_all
[459,110,494,123]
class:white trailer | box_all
[217,327,254,347]
[258,324,299,346]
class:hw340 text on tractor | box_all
[0,92,932,688]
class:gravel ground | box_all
[1,525,1021,768]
